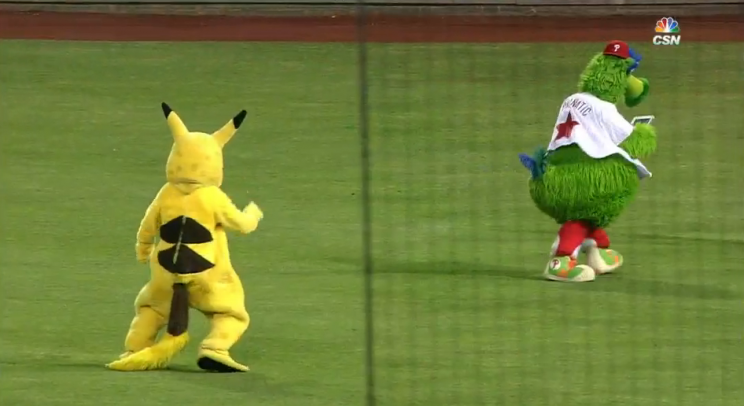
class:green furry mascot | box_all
[519,40,657,283]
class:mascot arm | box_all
[135,194,162,263]
[624,76,649,108]
[211,188,262,235]
[619,123,657,159]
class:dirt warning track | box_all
[0,11,741,42]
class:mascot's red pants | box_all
[552,220,610,257]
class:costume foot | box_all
[197,349,249,373]
[119,351,134,359]
[544,256,595,282]
[106,333,189,371]
[587,247,623,275]
[104,351,134,370]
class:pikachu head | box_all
[161,102,246,188]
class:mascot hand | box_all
[135,242,153,263]
[625,77,649,108]
[244,202,264,221]
[620,123,657,159]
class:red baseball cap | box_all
[603,40,630,59]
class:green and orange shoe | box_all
[544,256,595,282]
[586,247,623,275]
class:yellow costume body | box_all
[107,103,263,372]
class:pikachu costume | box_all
[106,103,263,373]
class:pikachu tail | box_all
[107,283,190,371]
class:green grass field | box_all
[1,40,743,406]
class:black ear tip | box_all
[233,110,247,129]
[161,102,172,118]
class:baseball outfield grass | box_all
[1,41,743,406]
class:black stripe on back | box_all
[157,246,215,274]
[159,216,213,244]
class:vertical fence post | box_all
[357,1,375,406]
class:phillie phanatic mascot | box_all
[519,40,657,283]
[107,103,264,372]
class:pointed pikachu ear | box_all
[161,102,189,141]
[212,110,247,148]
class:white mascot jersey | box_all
[547,92,651,179]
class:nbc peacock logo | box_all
[655,17,680,33]
[653,17,681,45]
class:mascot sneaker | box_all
[544,256,595,282]
[197,349,249,373]
[586,247,623,275]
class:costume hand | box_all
[244,202,264,221]
[135,242,153,263]
[624,77,649,108]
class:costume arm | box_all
[213,188,263,234]
[620,123,657,159]
[624,76,650,108]
[604,107,656,159]
[135,186,164,263]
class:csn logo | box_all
[653,17,681,45]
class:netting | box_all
[359,6,744,406]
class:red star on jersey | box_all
[555,112,579,141]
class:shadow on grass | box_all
[165,365,300,398]
[11,360,205,372]
[581,273,742,300]
[373,260,741,300]
[14,359,291,396]
[630,232,744,247]
[374,260,544,281]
